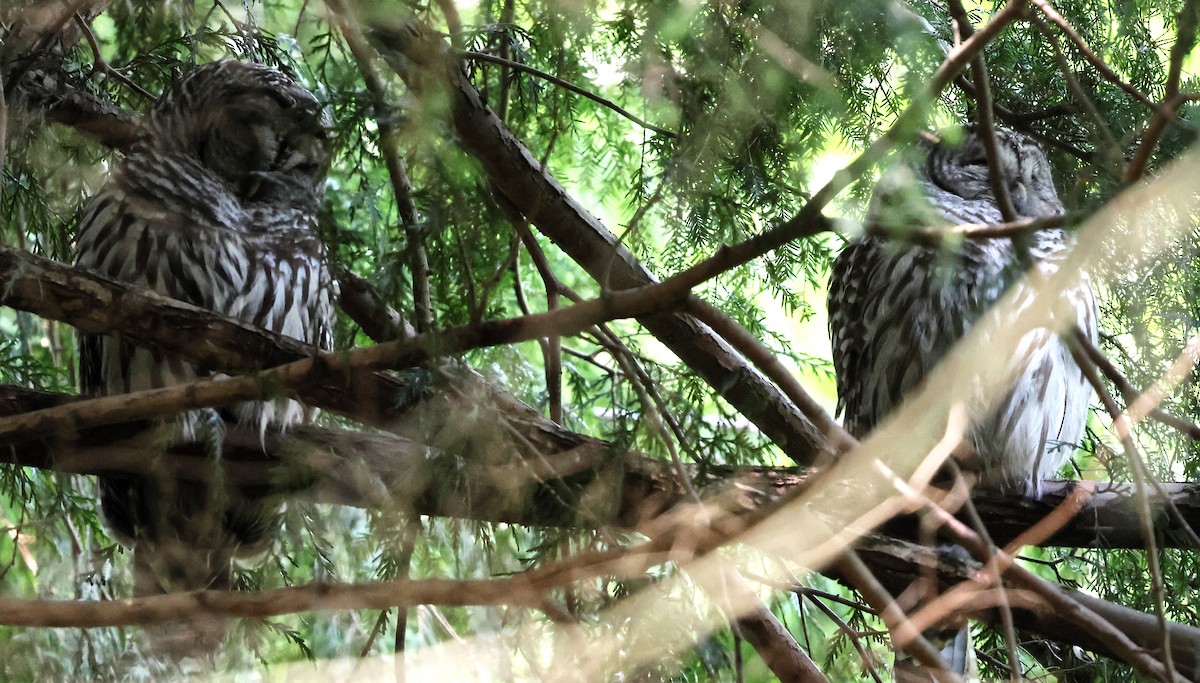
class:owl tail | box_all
[130,411,238,658]
[132,532,235,657]
[101,412,281,657]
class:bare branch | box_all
[0,575,558,628]
[867,214,1072,248]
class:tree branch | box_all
[854,533,1200,680]
[358,9,832,466]
[3,380,1200,550]
[0,575,561,628]
[8,14,1199,675]
[6,52,140,152]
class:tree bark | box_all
[362,13,831,468]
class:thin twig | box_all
[596,322,702,466]
[700,566,830,683]
[357,610,389,658]
[1066,340,1175,678]
[800,592,885,682]
[494,0,516,121]
[1075,330,1200,442]
[948,0,1018,222]
[329,0,433,330]
[0,68,7,188]
[0,575,550,627]
[1025,12,1121,173]
[460,50,676,137]
[835,549,954,675]
[1071,329,1200,550]
[74,13,154,100]
[431,0,463,48]
[1126,333,1200,434]
[1124,0,1200,179]
[608,338,701,502]
[952,75,1095,162]
[888,471,1184,681]
[951,464,1021,681]
[867,213,1071,246]
[1028,0,1173,118]
[741,571,877,614]
[500,194,564,423]
[800,0,1027,219]
[684,298,854,453]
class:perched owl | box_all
[828,127,1096,495]
[74,61,335,615]
[827,127,1096,675]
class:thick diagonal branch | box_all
[359,11,830,466]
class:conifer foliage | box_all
[2,0,1200,680]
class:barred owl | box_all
[74,62,335,609]
[828,127,1096,496]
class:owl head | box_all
[144,60,331,203]
[925,127,1063,218]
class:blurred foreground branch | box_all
[2,383,1199,549]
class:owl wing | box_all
[828,236,878,437]
[831,176,1016,438]
[74,154,244,397]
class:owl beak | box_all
[279,134,328,175]
[242,174,264,200]
[1013,181,1027,203]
